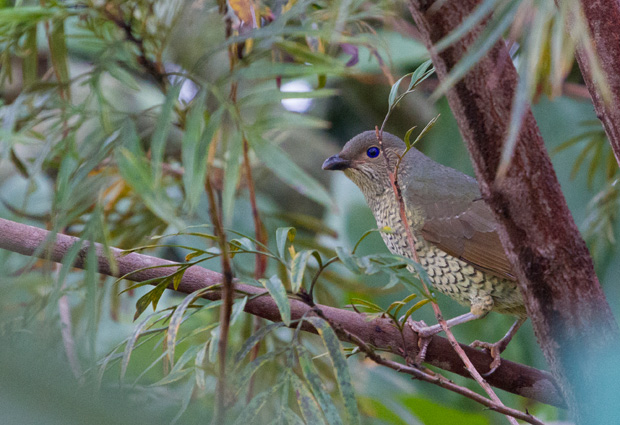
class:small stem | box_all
[309,307,543,425]
[206,165,234,424]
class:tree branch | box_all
[406,0,619,422]
[0,217,564,407]
[568,0,620,167]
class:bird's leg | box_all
[406,312,481,365]
[471,317,526,376]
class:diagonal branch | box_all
[0,217,564,408]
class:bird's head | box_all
[322,131,406,194]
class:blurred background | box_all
[1,0,617,424]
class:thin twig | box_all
[241,138,268,401]
[205,174,234,424]
[56,262,82,382]
[102,6,167,91]
[309,307,544,425]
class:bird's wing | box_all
[419,198,516,281]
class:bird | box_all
[322,130,526,373]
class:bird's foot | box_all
[470,317,525,376]
[405,319,440,366]
[470,338,510,376]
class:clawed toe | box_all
[405,319,435,366]
[471,339,505,376]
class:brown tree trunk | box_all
[406,0,619,422]
[567,0,620,166]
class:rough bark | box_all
[567,0,620,167]
[0,217,564,407]
[406,0,619,421]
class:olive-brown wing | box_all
[419,198,516,281]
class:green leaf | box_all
[336,246,359,273]
[151,345,201,386]
[115,147,184,229]
[183,107,223,210]
[181,90,207,207]
[388,293,418,317]
[222,132,243,226]
[290,373,328,425]
[232,384,283,425]
[195,339,208,390]
[407,59,434,90]
[350,298,384,313]
[48,20,70,96]
[432,0,520,99]
[388,72,413,108]
[305,317,360,425]
[297,346,344,425]
[134,279,170,320]
[233,322,285,365]
[106,65,141,91]
[234,351,282,397]
[402,299,432,323]
[410,114,440,147]
[121,311,166,381]
[290,250,317,293]
[434,0,502,52]
[249,135,333,208]
[167,288,209,366]
[498,3,551,180]
[241,88,339,108]
[208,327,219,363]
[279,408,305,425]
[230,296,248,326]
[22,26,38,87]
[0,6,61,24]
[151,84,182,182]
[260,275,291,326]
[276,227,296,259]
[403,126,417,149]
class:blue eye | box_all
[366,147,380,158]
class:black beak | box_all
[322,154,351,171]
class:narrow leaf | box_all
[151,84,182,181]
[408,59,434,90]
[434,0,502,52]
[350,298,384,313]
[290,373,328,425]
[232,384,283,425]
[403,126,417,149]
[402,299,432,323]
[388,72,413,108]
[167,288,209,366]
[411,114,440,147]
[290,250,315,293]
[336,246,359,273]
[260,275,291,325]
[297,346,344,425]
[222,132,243,226]
[234,322,285,365]
[276,227,296,259]
[305,317,360,425]
[249,135,333,208]
[181,89,207,209]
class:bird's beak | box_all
[322,154,351,171]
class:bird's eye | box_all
[366,147,380,158]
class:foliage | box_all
[0,0,617,424]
